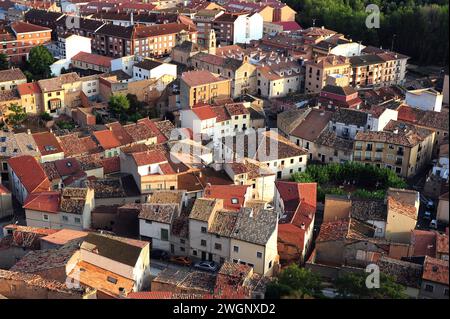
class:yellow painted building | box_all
[180,70,232,108]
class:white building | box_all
[366,107,398,131]
[132,59,177,81]
[111,56,136,76]
[180,105,217,139]
[229,208,278,276]
[68,233,151,294]
[51,34,92,76]
[137,203,179,251]
[405,88,443,112]
[330,108,369,139]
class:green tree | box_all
[0,53,9,70]
[7,103,27,126]
[335,272,407,299]
[27,46,54,80]
[108,94,130,120]
[266,265,323,299]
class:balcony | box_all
[397,149,404,156]
[395,159,403,165]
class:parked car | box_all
[150,249,169,261]
[193,261,219,272]
[170,256,192,266]
[430,219,438,229]
[426,200,434,210]
[424,211,432,220]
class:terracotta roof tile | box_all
[7,155,51,194]
[422,256,449,285]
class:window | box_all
[161,229,169,241]
[425,284,434,292]
[201,239,207,247]
[62,216,68,222]
[444,289,449,297]
[231,198,239,204]
[214,243,222,250]
[193,250,197,256]
[180,247,185,252]
[269,261,272,268]
[43,214,49,221]
[180,239,185,244]
[201,226,207,233]
[145,220,152,224]
[233,246,239,253]
[74,217,81,224]
[256,252,262,259]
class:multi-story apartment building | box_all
[1,21,51,64]
[180,70,232,108]
[256,58,302,98]
[189,53,257,98]
[212,12,263,46]
[304,55,351,94]
[353,121,435,178]
[90,22,197,58]
[192,9,224,47]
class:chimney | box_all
[27,129,31,135]
[118,287,126,298]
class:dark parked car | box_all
[193,261,219,272]
[151,249,169,260]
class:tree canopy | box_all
[108,94,130,118]
[26,46,54,80]
[334,272,408,299]
[0,53,9,70]
[291,162,407,201]
[7,103,27,126]
[265,265,323,299]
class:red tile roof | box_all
[17,82,41,96]
[32,132,64,156]
[54,158,82,176]
[204,184,250,211]
[137,118,168,144]
[10,21,51,34]
[316,219,349,242]
[278,223,305,251]
[7,155,51,194]
[273,21,302,32]
[72,51,113,68]
[191,105,217,121]
[102,156,120,174]
[127,291,173,299]
[93,130,122,150]
[181,70,228,87]
[23,192,61,214]
[131,150,167,166]
[411,230,437,257]
[422,256,449,285]
[40,229,88,246]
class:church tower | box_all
[207,29,216,55]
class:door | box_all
[277,171,282,179]
[208,253,213,261]
[201,251,207,260]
